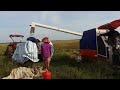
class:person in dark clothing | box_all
[100,27,120,64]
[36,39,43,62]
[100,27,120,50]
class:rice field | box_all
[0,40,120,79]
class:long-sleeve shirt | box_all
[41,43,51,58]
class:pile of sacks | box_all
[2,66,45,79]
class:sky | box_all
[1,11,120,43]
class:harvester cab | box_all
[5,34,24,59]
[9,34,24,49]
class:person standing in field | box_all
[41,37,52,70]
[46,37,54,58]
[100,27,120,64]
[36,39,43,62]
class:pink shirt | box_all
[41,43,51,58]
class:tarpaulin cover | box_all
[80,28,97,50]
[12,41,39,64]
[27,37,37,43]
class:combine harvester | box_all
[30,22,110,59]
[29,19,120,63]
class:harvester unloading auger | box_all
[30,22,83,36]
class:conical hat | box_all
[42,37,49,43]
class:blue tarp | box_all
[80,28,97,50]
[27,37,37,43]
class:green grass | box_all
[0,40,120,79]
[52,39,80,49]
[0,44,8,55]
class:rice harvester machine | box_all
[4,34,24,59]
[29,20,120,63]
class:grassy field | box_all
[0,40,120,79]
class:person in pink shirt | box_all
[41,37,52,70]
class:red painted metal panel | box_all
[80,50,97,58]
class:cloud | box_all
[39,11,62,25]
[1,11,120,43]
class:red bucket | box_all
[42,70,51,79]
